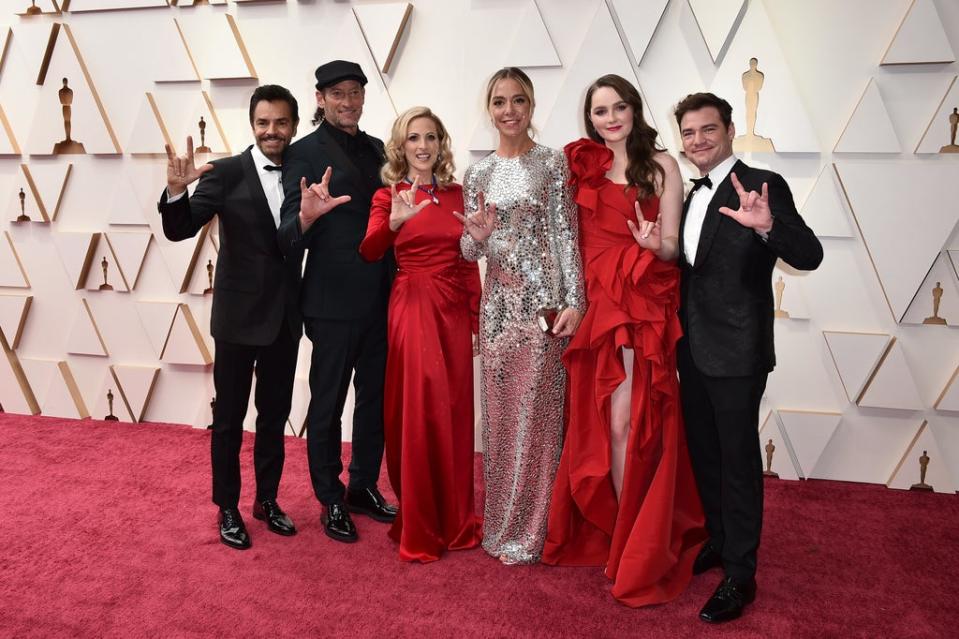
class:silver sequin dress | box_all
[460,143,585,564]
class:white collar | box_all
[250,144,280,174]
[702,154,738,190]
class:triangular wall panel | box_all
[504,0,561,68]
[901,252,959,326]
[65,298,108,356]
[0,232,30,288]
[135,300,179,358]
[823,331,891,403]
[881,0,955,66]
[915,76,959,154]
[111,364,159,422]
[105,231,152,291]
[175,14,257,81]
[161,303,212,366]
[778,410,842,478]
[687,0,745,63]
[799,165,855,239]
[887,422,956,493]
[834,78,901,153]
[858,339,924,410]
[0,294,32,350]
[51,231,97,289]
[758,411,800,480]
[353,2,413,74]
[608,0,668,66]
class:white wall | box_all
[1,0,958,494]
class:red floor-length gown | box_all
[359,181,483,562]
[543,139,707,605]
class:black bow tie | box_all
[263,164,281,172]
[690,175,712,192]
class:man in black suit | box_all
[159,85,301,550]
[278,60,396,543]
[673,93,823,622]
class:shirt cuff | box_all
[166,188,187,203]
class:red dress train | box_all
[542,139,707,605]
[360,182,483,562]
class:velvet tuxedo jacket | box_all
[277,125,394,321]
[157,147,302,346]
[678,159,822,378]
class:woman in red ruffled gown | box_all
[543,75,707,605]
[359,106,482,562]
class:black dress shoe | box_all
[252,499,296,536]
[219,508,251,550]
[345,487,398,523]
[693,543,723,575]
[699,576,756,623]
[321,503,358,543]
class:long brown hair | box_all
[583,74,664,199]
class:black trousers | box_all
[677,337,767,581]
[210,325,298,509]
[304,310,387,505]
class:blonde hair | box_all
[485,67,536,134]
[380,106,456,187]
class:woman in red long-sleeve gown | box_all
[543,75,707,605]
[359,107,482,562]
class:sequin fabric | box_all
[460,143,585,564]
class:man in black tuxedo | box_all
[158,85,301,550]
[278,60,396,543]
[673,93,822,622]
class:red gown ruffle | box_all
[543,139,706,606]
[360,183,483,562]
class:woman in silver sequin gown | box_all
[457,68,585,565]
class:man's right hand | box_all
[299,166,352,232]
[165,136,213,197]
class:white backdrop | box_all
[1,0,959,494]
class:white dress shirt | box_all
[683,154,738,266]
[166,145,284,228]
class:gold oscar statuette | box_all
[940,108,959,154]
[774,276,790,319]
[203,259,214,294]
[734,58,775,153]
[763,438,779,478]
[207,396,216,430]
[104,388,119,421]
[195,116,212,154]
[99,255,114,291]
[910,450,934,492]
[923,281,947,325]
[16,187,30,222]
[25,1,43,16]
[53,78,87,155]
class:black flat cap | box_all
[314,60,368,90]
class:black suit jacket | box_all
[277,125,393,320]
[157,147,302,346]
[678,160,823,377]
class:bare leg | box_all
[609,348,634,499]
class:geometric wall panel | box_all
[106,174,150,226]
[65,298,108,357]
[134,300,179,358]
[27,24,122,155]
[352,2,413,74]
[152,90,231,157]
[174,14,257,81]
[710,0,819,152]
[687,0,745,64]
[0,294,33,350]
[104,231,152,290]
[835,162,959,322]
[915,76,959,154]
[934,364,959,411]
[799,165,855,239]
[858,339,924,410]
[607,0,668,66]
[503,0,561,68]
[0,336,39,415]
[160,303,212,366]
[772,265,810,320]
[110,363,159,422]
[126,93,174,156]
[16,2,61,16]
[17,162,73,223]
[758,411,801,480]
[887,421,956,493]
[90,369,133,422]
[0,231,30,288]
[51,231,97,290]
[83,234,128,293]
[65,1,168,11]
[833,78,901,153]
[881,0,955,66]
[777,410,842,479]
[0,102,22,156]
[901,252,959,326]
[823,331,892,404]
[20,358,89,419]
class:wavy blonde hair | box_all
[380,107,456,187]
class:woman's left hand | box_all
[552,307,582,338]
[472,333,480,357]
[627,204,662,252]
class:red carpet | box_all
[0,413,956,638]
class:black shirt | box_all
[320,120,383,196]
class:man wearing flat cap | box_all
[278,60,396,543]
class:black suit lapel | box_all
[693,160,747,269]
[679,187,695,269]
[240,147,279,236]
[314,126,365,195]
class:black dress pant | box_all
[304,309,387,506]
[677,337,767,581]
[211,325,298,509]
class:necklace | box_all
[404,175,439,205]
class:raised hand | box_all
[626,203,662,252]
[453,191,497,242]
[718,172,773,234]
[388,177,431,232]
[299,166,352,229]
[165,136,213,196]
